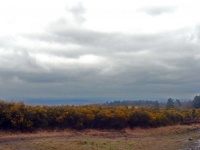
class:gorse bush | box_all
[0,100,200,131]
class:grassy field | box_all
[1,124,200,150]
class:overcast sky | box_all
[0,0,200,100]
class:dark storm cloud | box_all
[138,6,176,16]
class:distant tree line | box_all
[103,100,160,108]
[103,96,200,109]
[165,96,200,109]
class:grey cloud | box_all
[68,2,86,24]
[1,19,200,99]
[25,24,200,75]
[0,36,15,48]
[195,25,200,40]
[44,23,166,53]
[138,6,176,16]
[0,49,41,72]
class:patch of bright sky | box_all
[35,53,105,66]
[87,0,199,33]
[82,0,200,33]
[0,0,68,35]
[1,0,200,35]
[13,36,81,53]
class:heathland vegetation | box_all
[1,96,200,131]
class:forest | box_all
[0,96,200,131]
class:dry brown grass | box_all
[1,124,200,150]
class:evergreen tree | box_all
[193,95,200,108]
[166,98,174,109]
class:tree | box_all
[166,98,174,109]
[193,95,200,108]
[176,99,182,106]
[154,101,160,108]
[174,99,182,109]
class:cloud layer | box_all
[0,0,200,100]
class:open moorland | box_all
[1,99,200,149]
[1,124,200,150]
